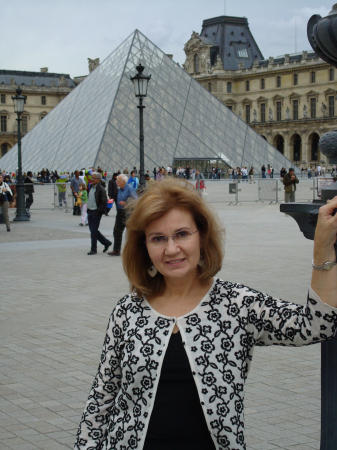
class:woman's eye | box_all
[176,231,189,238]
[152,235,166,243]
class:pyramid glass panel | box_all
[0,30,298,175]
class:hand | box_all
[291,175,295,180]
[314,196,337,263]
[2,188,7,192]
[119,201,126,207]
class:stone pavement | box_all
[0,183,322,449]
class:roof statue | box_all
[0,30,297,174]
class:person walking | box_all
[108,174,138,256]
[55,173,68,208]
[86,172,112,255]
[128,170,139,190]
[283,168,299,203]
[0,173,13,231]
[108,173,118,211]
[70,171,82,216]
[24,171,36,215]
[77,183,88,226]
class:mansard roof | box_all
[0,70,76,88]
[200,15,264,71]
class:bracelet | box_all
[312,258,337,271]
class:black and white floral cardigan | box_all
[75,278,337,450]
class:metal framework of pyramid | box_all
[0,30,297,174]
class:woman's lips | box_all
[166,258,186,265]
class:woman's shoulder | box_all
[112,292,146,319]
[212,277,265,298]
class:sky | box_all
[1,0,332,78]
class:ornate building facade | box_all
[183,15,337,168]
[0,68,76,158]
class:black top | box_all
[144,332,215,450]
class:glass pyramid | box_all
[0,30,296,174]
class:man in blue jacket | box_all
[108,174,138,256]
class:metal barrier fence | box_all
[5,178,335,211]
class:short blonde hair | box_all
[123,179,225,297]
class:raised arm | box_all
[311,196,337,308]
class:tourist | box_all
[249,166,255,183]
[156,167,165,181]
[108,173,118,211]
[55,173,68,208]
[76,183,88,226]
[128,170,139,190]
[283,168,299,203]
[108,174,138,257]
[75,179,337,449]
[86,172,111,255]
[195,169,205,196]
[0,173,13,231]
[70,171,82,216]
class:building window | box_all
[1,143,8,157]
[294,74,298,85]
[245,104,250,124]
[330,68,334,81]
[194,54,199,73]
[41,96,46,105]
[276,101,282,121]
[329,96,335,117]
[293,134,301,161]
[261,78,265,89]
[227,82,232,93]
[311,71,316,83]
[227,105,232,111]
[293,100,298,120]
[311,133,319,161]
[276,76,281,88]
[276,135,284,154]
[246,80,250,92]
[0,115,7,132]
[260,103,265,123]
[208,82,212,93]
[22,116,28,133]
[310,98,316,118]
[0,94,5,104]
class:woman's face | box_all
[145,208,201,283]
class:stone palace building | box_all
[183,15,337,168]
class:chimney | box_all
[40,67,48,73]
[166,54,173,60]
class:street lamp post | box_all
[12,87,29,222]
[130,63,151,188]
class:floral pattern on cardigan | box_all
[75,278,337,450]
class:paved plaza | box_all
[0,181,323,449]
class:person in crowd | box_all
[55,173,68,208]
[185,165,191,180]
[280,167,287,181]
[145,173,155,187]
[86,172,111,255]
[128,170,139,190]
[261,164,266,178]
[153,167,157,180]
[108,174,138,256]
[76,183,88,226]
[123,167,129,175]
[0,173,13,231]
[156,167,165,181]
[249,166,255,183]
[241,166,248,182]
[307,167,312,179]
[195,169,205,197]
[24,171,40,215]
[108,173,118,211]
[75,179,337,450]
[71,171,82,216]
[283,167,299,203]
[269,165,274,178]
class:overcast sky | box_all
[1,0,332,78]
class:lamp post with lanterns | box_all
[12,87,29,222]
[130,63,151,188]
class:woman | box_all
[75,180,337,450]
[128,171,139,190]
[0,173,13,231]
[195,169,205,196]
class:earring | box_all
[198,253,205,268]
[148,264,158,277]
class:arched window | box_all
[41,96,46,105]
[260,78,265,89]
[309,133,320,161]
[274,135,284,154]
[1,143,8,157]
[227,82,232,93]
[293,74,298,85]
[292,134,302,161]
[276,76,281,87]
[194,54,199,73]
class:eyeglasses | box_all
[145,230,198,246]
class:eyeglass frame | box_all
[144,230,198,245]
